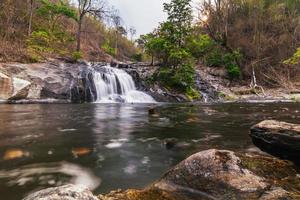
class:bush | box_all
[187,34,215,58]
[131,53,143,62]
[226,64,241,80]
[157,64,196,92]
[102,41,116,57]
[72,51,82,61]
[205,49,224,67]
[169,48,192,67]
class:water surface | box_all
[0,102,299,199]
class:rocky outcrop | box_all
[0,61,99,103]
[98,149,300,200]
[250,120,300,164]
[23,184,98,200]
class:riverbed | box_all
[0,102,299,199]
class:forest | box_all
[1,0,299,95]
[0,0,139,62]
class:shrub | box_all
[204,49,224,67]
[72,51,82,61]
[131,53,143,62]
[226,64,241,80]
[187,34,215,58]
[101,41,116,57]
[157,64,196,92]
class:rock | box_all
[148,108,156,115]
[0,72,13,99]
[9,77,31,100]
[23,184,98,200]
[98,149,300,200]
[250,120,300,164]
[154,149,269,199]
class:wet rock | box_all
[250,120,300,164]
[154,149,300,200]
[155,149,268,199]
[148,108,156,115]
[23,184,98,200]
[98,149,300,200]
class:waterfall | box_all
[92,65,155,103]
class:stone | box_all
[23,184,98,200]
[0,72,12,99]
[250,120,300,164]
[98,149,300,200]
[154,149,269,199]
[9,77,31,100]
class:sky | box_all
[108,0,169,37]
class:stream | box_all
[0,102,299,199]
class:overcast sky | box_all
[108,0,169,37]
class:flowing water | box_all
[0,102,299,199]
[92,66,155,103]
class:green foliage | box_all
[163,0,193,47]
[187,34,214,58]
[169,48,192,67]
[37,0,77,22]
[72,51,82,61]
[204,48,242,80]
[186,87,201,101]
[101,40,116,56]
[284,48,300,65]
[226,64,241,80]
[205,49,224,67]
[131,53,143,62]
[157,64,196,92]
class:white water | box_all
[93,65,156,103]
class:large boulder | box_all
[250,120,300,164]
[99,149,300,200]
[23,184,98,200]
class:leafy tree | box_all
[37,0,77,32]
[163,0,193,48]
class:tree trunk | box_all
[28,0,34,36]
[151,55,154,66]
[76,16,83,52]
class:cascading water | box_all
[92,65,156,103]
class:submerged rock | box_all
[250,120,300,164]
[23,184,98,200]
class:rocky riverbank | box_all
[0,60,299,103]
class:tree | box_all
[163,0,193,48]
[27,0,35,36]
[76,0,107,52]
[37,0,77,32]
[129,26,136,41]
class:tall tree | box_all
[27,0,35,36]
[129,26,136,41]
[76,0,106,52]
[163,0,193,48]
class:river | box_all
[0,102,299,199]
